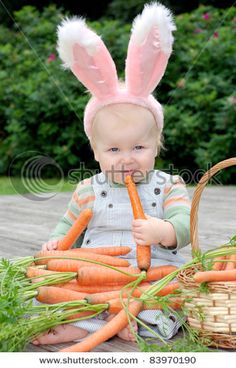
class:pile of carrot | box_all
[26,247,180,352]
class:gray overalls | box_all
[81,170,185,267]
[72,171,185,338]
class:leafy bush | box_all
[161,5,236,183]
[0,5,128,176]
[0,4,235,183]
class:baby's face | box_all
[91,104,159,184]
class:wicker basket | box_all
[177,157,236,349]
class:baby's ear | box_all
[57,17,119,99]
[125,3,176,97]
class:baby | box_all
[33,3,190,345]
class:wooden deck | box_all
[0,186,235,352]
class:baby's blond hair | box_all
[89,102,164,156]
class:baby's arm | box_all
[132,176,190,249]
[41,179,94,251]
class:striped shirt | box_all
[50,174,191,249]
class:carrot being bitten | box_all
[125,175,151,271]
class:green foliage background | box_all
[0,4,235,183]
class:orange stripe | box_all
[78,195,95,206]
[72,192,81,207]
[164,184,172,195]
[65,209,77,222]
[164,197,190,208]
[81,178,92,186]
[164,183,185,195]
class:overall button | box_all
[85,239,91,245]
[152,202,157,207]
[101,190,107,197]
[154,188,161,195]
[108,203,113,208]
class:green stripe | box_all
[164,205,190,218]
[164,187,187,200]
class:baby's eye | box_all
[109,147,119,152]
[134,145,144,150]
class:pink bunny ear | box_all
[57,17,119,99]
[125,3,176,97]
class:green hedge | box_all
[0,5,235,183]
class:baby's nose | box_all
[121,152,134,164]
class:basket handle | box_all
[190,157,236,255]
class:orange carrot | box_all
[85,289,141,304]
[77,265,177,285]
[57,209,93,250]
[36,286,87,304]
[72,246,131,256]
[108,297,182,314]
[47,259,103,272]
[35,249,130,267]
[86,281,179,304]
[125,175,151,271]
[60,300,143,352]
[66,311,97,321]
[26,266,62,283]
[225,254,236,270]
[194,269,236,283]
[58,282,128,293]
[78,266,140,285]
[147,265,177,280]
[212,256,226,270]
[58,281,150,293]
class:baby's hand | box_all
[41,239,59,251]
[132,214,164,246]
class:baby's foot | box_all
[32,324,88,345]
[106,314,138,342]
[118,320,138,342]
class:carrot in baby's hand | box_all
[57,208,93,250]
[125,175,151,271]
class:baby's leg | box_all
[32,324,88,345]
[106,314,138,342]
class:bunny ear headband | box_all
[57,2,176,138]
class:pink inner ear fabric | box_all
[126,26,171,97]
[72,41,119,100]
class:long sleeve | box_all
[163,175,191,249]
[49,178,95,246]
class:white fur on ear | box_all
[57,17,119,99]
[125,2,176,97]
[57,17,101,68]
[131,2,176,54]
